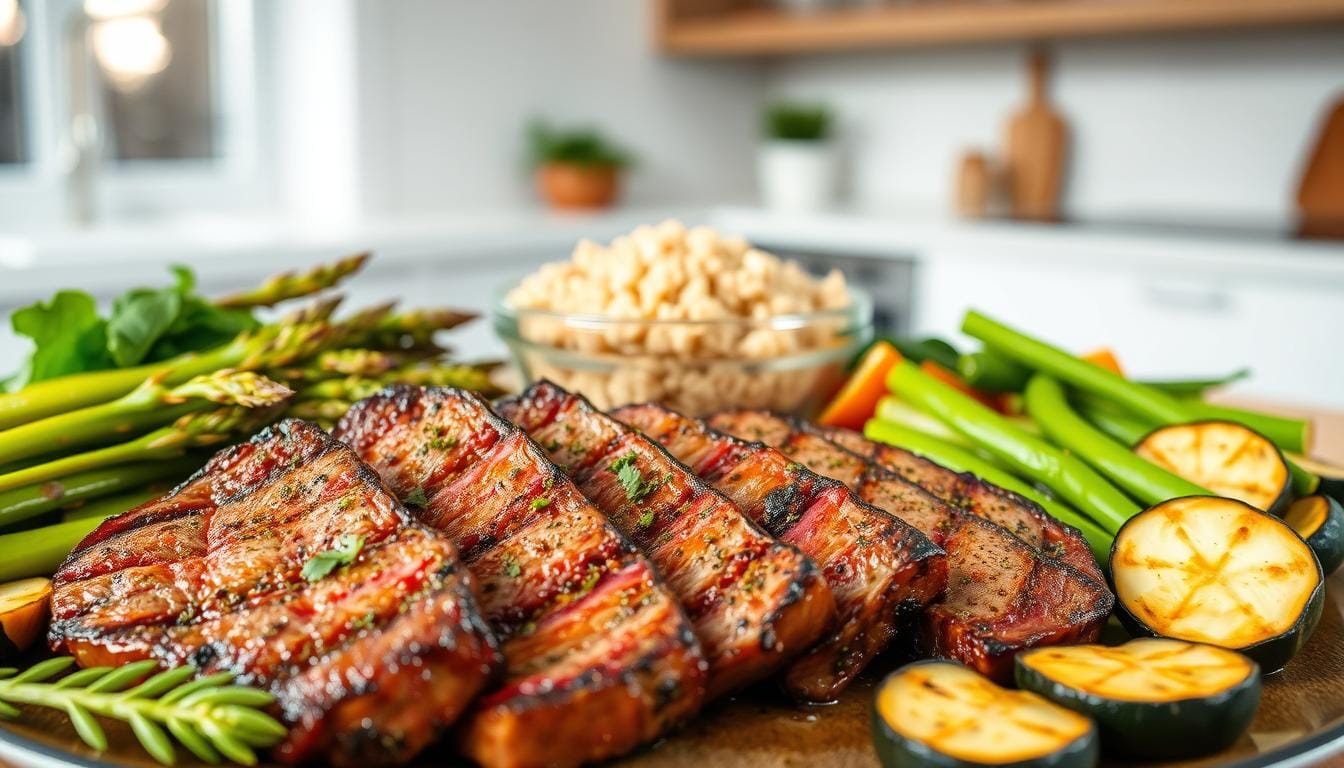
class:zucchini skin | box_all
[870,661,1100,768]
[1301,496,1344,576]
[1319,475,1344,507]
[1014,652,1261,759]
[1109,501,1325,673]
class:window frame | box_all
[0,0,264,224]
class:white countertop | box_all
[5,205,1344,284]
[0,206,710,298]
[711,206,1344,286]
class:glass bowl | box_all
[493,288,873,417]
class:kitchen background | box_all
[1,0,1342,406]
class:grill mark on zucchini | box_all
[1135,421,1290,514]
[1110,496,1323,672]
[872,660,1098,768]
[1015,638,1260,760]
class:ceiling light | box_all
[83,0,167,21]
[0,0,26,47]
[91,15,172,90]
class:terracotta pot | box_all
[536,162,621,210]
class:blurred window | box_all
[0,0,26,165]
[91,0,216,162]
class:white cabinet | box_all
[915,247,1344,408]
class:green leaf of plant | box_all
[53,667,113,689]
[148,300,256,363]
[125,666,197,699]
[160,671,234,703]
[130,711,176,765]
[167,718,221,765]
[11,656,74,683]
[86,659,157,692]
[107,287,184,368]
[66,702,108,751]
[403,485,429,509]
[180,686,274,709]
[7,291,113,388]
[198,720,257,766]
[300,534,365,582]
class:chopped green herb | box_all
[338,495,356,510]
[502,555,522,578]
[581,566,601,593]
[530,497,551,511]
[609,452,653,503]
[638,509,656,529]
[428,436,457,451]
[301,534,365,581]
[403,485,429,508]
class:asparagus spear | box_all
[0,486,164,580]
[284,399,351,429]
[0,516,103,580]
[0,321,327,430]
[863,417,1113,561]
[1177,398,1311,454]
[0,401,288,494]
[61,486,165,522]
[0,372,292,466]
[0,458,199,530]
[1024,375,1209,506]
[356,308,477,348]
[961,310,1318,495]
[1073,395,1153,446]
[888,359,1138,533]
[214,252,370,308]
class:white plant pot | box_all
[757,140,838,213]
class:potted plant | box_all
[758,102,837,212]
[528,120,634,211]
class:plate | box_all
[3,572,1343,768]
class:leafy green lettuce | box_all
[5,266,258,391]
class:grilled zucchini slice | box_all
[1288,454,1344,506]
[1134,421,1290,514]
[0,577,51,661]
[1285,495,1344,576]
[872,660,1098,768]
[1111,496,1323,672]
[1015,639,1260,759]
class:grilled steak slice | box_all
[819,426,1101,580]
[334,386,706,768]
[49,420,500,767]
[709,411,1113,683]
[613,403,947,702]
[496,381,835,698]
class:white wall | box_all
[354,0,764,214]
[767,28,1344,225]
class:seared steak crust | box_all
[709,410,1113,683]
[819,426,1101,581]
[334,386,706,768]
[496,382,835,698]
[613,403,947,702]
[50,420,500,767]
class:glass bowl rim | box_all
[493,284,873,331]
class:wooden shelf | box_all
[657,0,1344,55]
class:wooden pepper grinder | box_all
[1296,93,1344,239]
[1004,48,1068,222]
